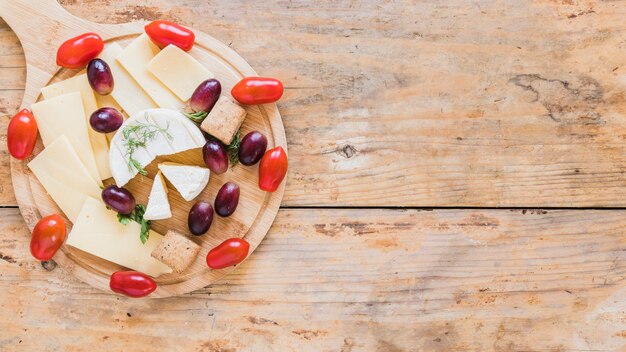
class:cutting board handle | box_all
[0,0,138,105]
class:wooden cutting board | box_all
[0,0,287,298]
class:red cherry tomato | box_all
[109,271,157,298]
[30,214,66,261]
[7,108,38,160]
[206,238,250,269]
[231,77,283,105]
[56,32,104,69]
[258,146,288,192]
[145,20,195,52]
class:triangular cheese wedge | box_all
[144,171,172,220]
[158,162,210,201]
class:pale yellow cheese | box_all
[28,135,102,222]
[147,44,214,101]
[41,73,111,180]
[67,197,172,277]
[31,92,102,186]
[98,43,157,116]
[116,34,184,110]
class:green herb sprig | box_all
[227,129,241,167]
[183,110,208,123]
[117,204,151,244]
[121,115,172,175]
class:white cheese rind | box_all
[147,44,214,101]
[67,197,172,277]
[158,162,210,201]
[116,34,184,110]
[98,42,157,116]
[31,92,102,186]
[40,73,111,180]
[109,108,205,186]
[28,135,102,222]
[144,171,172,221]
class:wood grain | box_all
[1,208,624,351]
[2,0,626,207]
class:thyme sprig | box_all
[121,114,172,175]
[183,110,208,123]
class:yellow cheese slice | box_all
[67,197,172,277]
[116,34,184,110]
[41,73,111,180]
[147,44,214,101]
[98,42,157,116]
[28,135,102,222]
[31,92,102,186]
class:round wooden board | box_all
[2,0,286,298]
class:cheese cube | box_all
[200,96,247,144]
[147,44,214,101]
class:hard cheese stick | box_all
[98,42,157,116]
[147,44,214,101]
[41,74,111,180]
[67,197,173,277]
[31,92,102,186]
[28,135,102,222]
[116,34,184,110]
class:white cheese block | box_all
[98,42,157,116]
[67,197,172,277]
[158,162,210,201]
[40,74,111,180]
[116,34,184,110]
[31,92,102,186]
[144,171,172,220]
[28,135,102,222]
[109,108,205,186]
[147,44,214,101]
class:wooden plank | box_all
[1,2,626,206]
[1,208,624,351]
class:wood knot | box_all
[337,144,356,158]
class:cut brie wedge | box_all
[144,171,172,220]
[158,162,210,201]
[109,108,205,186]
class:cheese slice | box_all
[147,44,214,101]
[116,34,184,110]
[158,162,210,201]
[144,171,172,220]
[31,92,102,186]
[67,197,172,277]
[41,74,111,180]
[98,42,157,116]
[28,135,102,222]
[109,109,205,186]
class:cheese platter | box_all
[1,0,287,298]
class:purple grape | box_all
[188,201,214,236]
[189,79,221,112]
[90,107,123,133]
[238,131,267,166]
[87,58,114,95]
[102,186,135,215]
[202,140,229,174]
[215,182,239,217]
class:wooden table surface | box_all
[1,1,625,351]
